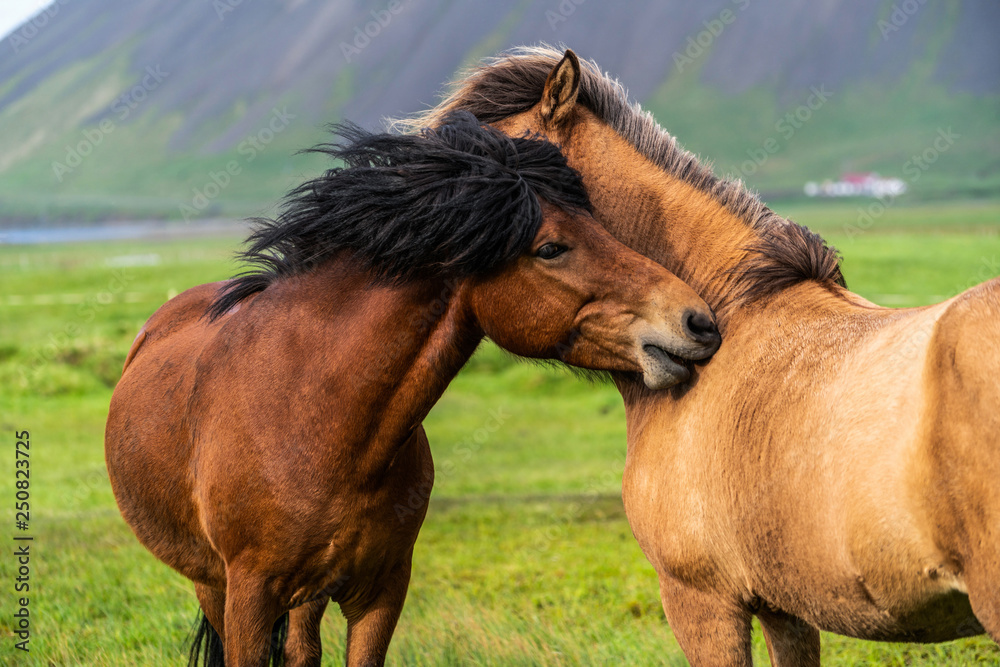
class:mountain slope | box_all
[0,0,997,222]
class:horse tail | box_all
[187,610,290,667]
[187,612,224,667]
[268,612,290,666]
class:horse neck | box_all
[292,261,482,475]
[565,120,758,324]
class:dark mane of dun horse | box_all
[104,112,720,666]
[399,47,1000,665]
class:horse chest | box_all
[622,431,725,579]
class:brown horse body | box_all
[109,271,442,664]
[106,117,719,665]
[409,48,1000,664]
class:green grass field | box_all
[2,201,1000,665]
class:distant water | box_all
[0,221,246,245]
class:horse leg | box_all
[756,606,820,666]
[190,582,227,666]
[223,570,284,667]
[284,596,330,667]
[965,550,1000,642]
[195,583,227,637]
[658,576,753,666]
[342,558,412,667]
[968,592,1000,643]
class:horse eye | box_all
[536,243,568,260]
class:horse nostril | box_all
[683,310,720,345]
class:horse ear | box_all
[540,49,581,128]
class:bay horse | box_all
[400,48,1000,664]
[104,112,721,666]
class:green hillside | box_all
[2,61,995,225]
[0,0,997,224]
[0,53,336,223]
[649,74,1000,201]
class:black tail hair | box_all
[188,610,289,666]
[188,612,224,667]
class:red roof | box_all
[840,172,876,183]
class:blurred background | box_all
[1,2,999,665]
[0,0,997,226]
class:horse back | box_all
[124,281,230,364]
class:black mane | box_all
[397,46,845,303]
[208,111,591,319]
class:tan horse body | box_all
[106,119,720,666]
[410,48,1000,664]
[622,283,998,656]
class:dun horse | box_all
[404,49,1000,664]
[104,112,721,666]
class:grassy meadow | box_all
[2,201,1000,665]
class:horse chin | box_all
[640,344,691,389]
